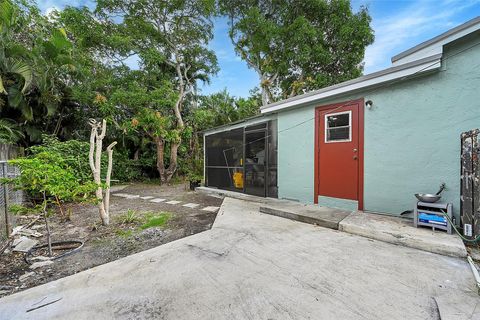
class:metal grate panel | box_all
[460,129,480,239]
[0,161,24,239]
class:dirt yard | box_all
[0,183,223,297]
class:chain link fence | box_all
[0,161,23,240]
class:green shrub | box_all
[112,151,143,182]
[28,135,144,183]
[8,204,43,215]
[7,154,97,203]
[28,135,96,183]
[5,153,98,256]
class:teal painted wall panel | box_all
[277,106,315,203]
[276,32,480,219]
[363,34,480,219]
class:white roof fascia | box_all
[392,16,480,66]
[261,54,441,114]
[203,114,276,136]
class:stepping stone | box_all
[19,272,35,282]
[113,193,131,198]
[201,206,220,213]
[140,196,154,200]
[30,260,54,270]
[113,193,140,199]
[18,228,42,238]
[182,203,200,209]
[150,198,166,203]
[13,237,38,253]
[165,200,181,205]
[125,194,140,199]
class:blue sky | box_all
[37,0,480,98]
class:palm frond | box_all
[0,0,16,30]
[9,59,33,93]
[0,119,24,143]
[0,74,6,94]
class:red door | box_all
[315,100,363,209]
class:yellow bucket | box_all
[233,172,243,189]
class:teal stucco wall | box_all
[277,32,480,219]
[277,106,315,203]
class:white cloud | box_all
[36,0,94,13]
[363,0,480,74]
[44,6,58,15]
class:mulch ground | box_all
[0,183,223,297]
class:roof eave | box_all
[260,54,442,115]
[391,16,480,63]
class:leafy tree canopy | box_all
[220,0,374,105]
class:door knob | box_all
[353,148,358,152]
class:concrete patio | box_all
[0,197,478,319]
[199,186,468,258]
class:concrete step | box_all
[339,211,467,258]
[259,204,352,230]
[197,187,467,258]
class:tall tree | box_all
[96,0,218,183]
[0,0,80,143]
[220,0,374,105]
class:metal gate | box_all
[461,129,480,239]
[0,161,23,239]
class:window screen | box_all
[325,111,351,142]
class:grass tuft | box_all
[140,212,172,230]
[119,209,140,224]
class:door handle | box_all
[353,155,358,160]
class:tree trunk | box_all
[88,119,115,226]
[104,142,117,221]
[43,191,53,257]
[163,141,180,182]
[260,75,269,106]
[154,136,166,184]
[95,122,108,225]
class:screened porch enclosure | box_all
[205,120,277,198]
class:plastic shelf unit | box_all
[414,201,453,234]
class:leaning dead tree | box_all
[89,119,117,226]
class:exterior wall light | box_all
[365,100,373,109]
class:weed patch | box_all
[118,209,141,224]
[140,212,172,230]
[116,229,134,237]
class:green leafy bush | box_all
[28,135,94,183]
[7,153,97,203]
[29,135,148,183]
[8,204,44,216]
[5,153,98,256]
[112,151,143,182]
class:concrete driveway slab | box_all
[0,197,478,319]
